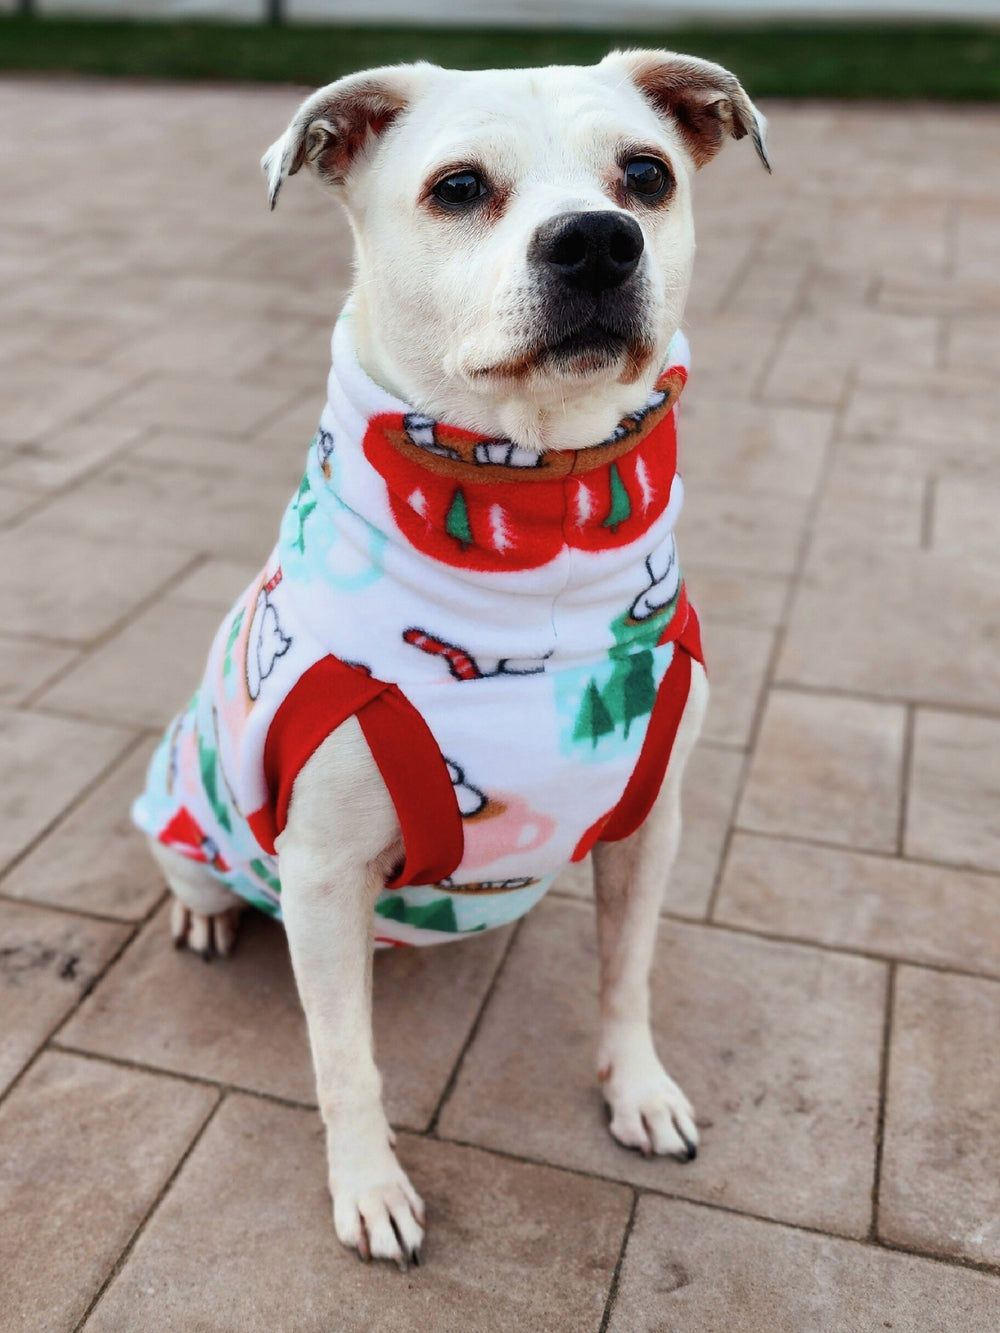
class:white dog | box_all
[134,50,768,1268]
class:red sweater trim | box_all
[247,656,463,888]
[571,603,704,861]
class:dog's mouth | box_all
[469,291,654,387]
[470,325,654,386]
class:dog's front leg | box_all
[276,719,424,1267]
[592,659,708,1161]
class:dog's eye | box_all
[623,158,672,202]
[432,170,488,208]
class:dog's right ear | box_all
[261,63,431,210]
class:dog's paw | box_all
[169,896,242,960]
[598,1022,698,1161]
[330,1140,425,1269]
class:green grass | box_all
[1,15,999,99]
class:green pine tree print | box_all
[445,488,473,547]
[292,473,317,553]
[376,894,468,933]
[603,463,632,532]
[249,858,282,896]
[222,607,245,684]
[573,678,616,747]
[197,729,232,833]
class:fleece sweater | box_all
[133,310,703,947]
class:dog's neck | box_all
[349,296,674,455]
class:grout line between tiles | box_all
[425,918,523,1135]
[870,961,897,1242]
[597,1190,639,1333]
[72,1089,227,1333]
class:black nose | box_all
[531,211,644,293]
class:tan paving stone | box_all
[62,902,513,1131]
[811,441,927,549]
[84,1097,630,1333]
[0,707,133,873]
[682,312,783,396]
[0,419,144,490]
[1,741,164,920]
[763,309,938,408]
[737,689,905,853]
[680,399,832,499]
[97,373,297,438]
[698,620,774,748]
[0,634,77,706]
[880,967,1000,1267]
[35,600,221,730]
[439,897,884,1237]
[778,538,1000,711]
[682,563,788,630]
[843,377,1000,479]
[0,900,130,1096]
[932,474,1000,562]
[906,709,1000,874]
[0,1051,217,1333]
[0,358,130,446]
[554,741,743,919]
[608,1195,1000,1333]
[679,485,809,575]
[167,556,259,613]
[716,833,1000,978]
[0,519,192,643]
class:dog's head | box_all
[264,52,769,451]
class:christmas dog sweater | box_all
[133,310,703,947]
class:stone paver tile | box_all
[554,744,743,918]
[0,635,77,706]
[0,900,130,1096]
[738,690,904,852]
[101,313,314,381]
[906,709,1000,874]
[948,316,1000,375]
[763,309,938,408]
[0,1051,217,1333]
[811,442,926,549]
[0,483,39,525]
[609,1194,1000,1333]
[879,273,1000,315]
[0,520,192,642]
[245,323,344,392]
[439,897,884,1237]
[843,379,1000,478]
[97,374,297,438]
[30,457,292,560]
[2,741,164,920]
[38,599,226,731]
[716,833,1000,978]
[167,556,259,613]
[778,538,1000,711]
[680,400,831,499]
[62,902,512,1130]
[0,419,143,490]
[682,313,783,396]
[682,563,788,630]
[0,708,133,873]
[881,967,1000,1267]
[679,486,808,576]
[0,358,129,445]
[85,1097,630,1333]
[932,475,1000,562]
[698,621,774,749]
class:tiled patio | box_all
[2,78,1000,1330]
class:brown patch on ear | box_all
[611,50,770,172]
[296,84,408,185]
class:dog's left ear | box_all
[261,62,432,210]
[603,49,771,172]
